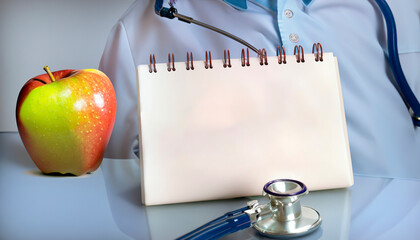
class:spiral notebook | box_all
[137,45,353,206]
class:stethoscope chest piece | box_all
[253,179,321,238]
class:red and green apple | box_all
[16,66,116,175]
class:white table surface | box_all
[1,132,419,240]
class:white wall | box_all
[0,0,135,132]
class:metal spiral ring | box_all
[259,48,268,65]
[186,52,194,70]
[276,46,286,64]
[223,50,232,68]
[205,51,213,69]
[167,53,175,71]
[294,45,305,63]
[312,43,323,62]
[149,54,157,73]
[241,48,250,67]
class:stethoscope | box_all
[154,0,420,127]
[152,0,420,238]
[176,179,321,239]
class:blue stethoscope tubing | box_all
[375,0,420,126]
[155,0,420,127]
[176,206,251,240]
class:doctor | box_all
[99,0,420,179]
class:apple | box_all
[16,66,116,175]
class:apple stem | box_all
[43,66,55,82]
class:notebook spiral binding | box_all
[149,43,324,73]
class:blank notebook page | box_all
[137,52,353,206]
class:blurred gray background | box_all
[0,0,135,131]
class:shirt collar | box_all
[223,0,315,10]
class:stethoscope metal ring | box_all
[253,179,322,238]
[263,179,307,197]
